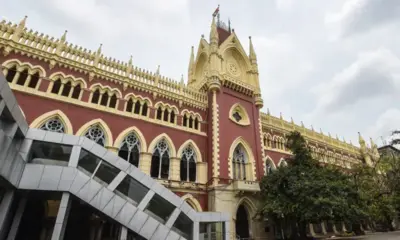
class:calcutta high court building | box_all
[0,10,381,240]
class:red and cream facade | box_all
[0,16,380,239]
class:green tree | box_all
[260,131,366,239]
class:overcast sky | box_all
[2,0,400,146]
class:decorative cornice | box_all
[0,19,208,110]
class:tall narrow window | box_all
[163,109,169,122]
[170,110,175,124]
[6,66,17,83]
[109,94,117,108]
[51,79,62,94]
[194,118,199,130]
[16,69,28,86]
[180,145,196,182]
[39,117,65,133]
[183,115,188,127]
[126,99,133,113]
[28,73,40,89]
[134,101,141,114]
[61,81,72,97]
[100,92,109,106]
[150,139,170,179]
[156,107,162,120]
[71,84,81,99]
[232,144,247,180]
[188,116,193,128]
[84,125,106,146]
[91,89,101,104]
[118,133,140,167]
[142,102,148,116]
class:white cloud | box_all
[366,108,400,143]
[325,0,400,38]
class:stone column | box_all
[169,157,181,181]
[139,152,151,175]
[51,193,71,240]
[0,190,15,240]
[6,197,27,240]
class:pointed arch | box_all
[278,158,288,167]
[177,139,202,162]
[265,156,276,175]
[234,197,257,220]
[2,59,46,77]
[228,137,256,180]
[48,72,88,88]
[181,194,203,212]
[75,119,113,147]
[147,133,176,157]
[113,126,147,152]
[30,110,73,134]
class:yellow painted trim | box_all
[113,126,147,152]
[228,136,256,181]
[229,103,250,126]
[48,71,88,88]
[89,83,122,97]
[30,109,74,134]
[181,193,203,212]
[2,59,46,77]
[234,196,257,220]
[147,133,176,158]
[177,139,203,162]
[180,109,203,121]
[75,118,114,147]
[124,93,153,106]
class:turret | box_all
[188,46,194,83]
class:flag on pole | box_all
[212,5,220,17]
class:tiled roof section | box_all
[217,27,231,46]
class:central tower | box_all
[187,8,267,239]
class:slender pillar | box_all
[139,153,151,175]
[11,72,20,84]
[51,193,71,240]
[0,190,15,240]
[119,226,128,240]
[6,197,27,240]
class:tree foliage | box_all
[260,131,367,238]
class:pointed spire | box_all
[249,36,257,64]
[267,108,270,115]
[228,18,231,33]
[370,137,376,149]
[96,43,102,55]
[291,117,294,124]
[210,15,219,46]
[358,132,366,146]
[156,65,160,75]
[18,15,27,28]
[181,74,184,84]
[128,55,133,65]
[301,121,304,128]
[280,112,283,120]
[60,30,67,42]
[311,125,314,131]
[188,46,194,75]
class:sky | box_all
[2,0,400,146]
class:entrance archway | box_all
[236,204,250,239]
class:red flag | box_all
[212,5,220,17]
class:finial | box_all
[320,128,323,134]
[97,43,102,55]
[19,15,27,27]
[228,18,231,33]
[189,46,194,74]
[336,134,339,140]
[156,65,160,75]
[181,74,184,84]
[311,125,314,131]
[343,136,346,143]
[201,34,204,39]
[328,132,331,137]
[60,30,67,42]
[267,108,270,115]
[280,112,283,120]
[128,55,133,65]
[301,121,304,128]
[249,36,257,64]
[291,117,294,124]
[210,13,219,45]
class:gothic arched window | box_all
[180,145,196,182]
[84,125,106,147]
[151,139,170,179]
[232,144,247,180]
[40,118,65,133]
[118,133,140,167]
[266,159,274,175]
